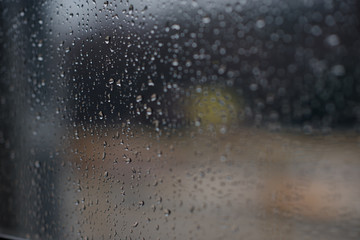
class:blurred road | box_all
[60,126,360,239]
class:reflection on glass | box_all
[1,0,360,239]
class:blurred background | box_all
[1,0,360,239]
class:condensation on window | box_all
[1,0,360,239]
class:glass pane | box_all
[1,0,360,239]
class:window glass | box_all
[1,0,360,239]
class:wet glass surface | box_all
[1,0,360,239]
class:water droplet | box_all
[311,25,322,36]
[146,107,152,116]
[98,111,103,119]
[195,119,201,127]
[202,16,211,24]
[220,126,227,134]
[256,19,265,28]
[325,34,340,47]
[249,83,258,91]
[171,24,180,30]
[34,161,40,168]
[136,95,142,102]
[105,36,111,44]
[148,80,154,86]
[164,209,171,216]
[125,157,132,164]
[172,59,179,67]
[331,64,345,76]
